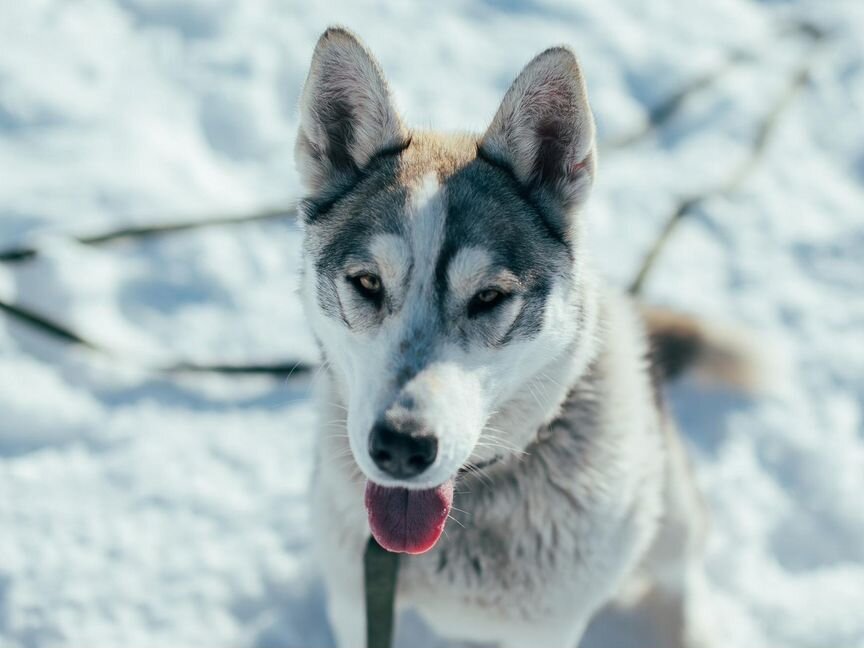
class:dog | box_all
[295,27,758,648]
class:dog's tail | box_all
[640,305,773,393]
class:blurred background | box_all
[1,1,863,647]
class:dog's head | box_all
[296,28,598,553]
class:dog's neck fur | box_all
[481,262,602,457]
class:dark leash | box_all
[364,537,400,648]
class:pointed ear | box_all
[480,47,596,234]
[295,28,408,197]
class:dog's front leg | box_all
[321,553,365,648]
[496,616,589,648]
[311,466,369,647]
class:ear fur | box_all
[481,47,596,232]
[295,27,407,197]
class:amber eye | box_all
[349,272,383,303]
[468,288,508,317]
[476,289,501,303]
[358,274,380,293]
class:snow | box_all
[1,1,863,647]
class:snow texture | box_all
[1,1,863,647]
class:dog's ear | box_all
[296,27,407,197]
[481,47,596,236]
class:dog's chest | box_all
[394,462,654,632]
[399,491,585,620]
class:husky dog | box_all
[296,27,756,648]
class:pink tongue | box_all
[365,481,454,554]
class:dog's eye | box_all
[349,273,383,302]
[468,289,508,317]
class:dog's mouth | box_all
[365,480,454,554]
[364,455,505,554]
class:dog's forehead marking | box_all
[408,172,447,282]
[447,247,493,300]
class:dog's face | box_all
[296,29,596,499]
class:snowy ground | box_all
[1,1,863,647]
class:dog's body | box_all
[312,293,710,648]
[296,28,742,648]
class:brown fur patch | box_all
[395,131,480,186]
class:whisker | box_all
[537,371,564,389]
[323,401,348,412]
[307,359,332,389]
[526,382,544,409]
[460,462,493,489]
[332,459,361,474]
[476,441,527,457]
[446,514,466,529]
[478,431,516,444]
[329,451,358,462]
[476,432,526,456]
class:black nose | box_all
[368,421,438,479]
